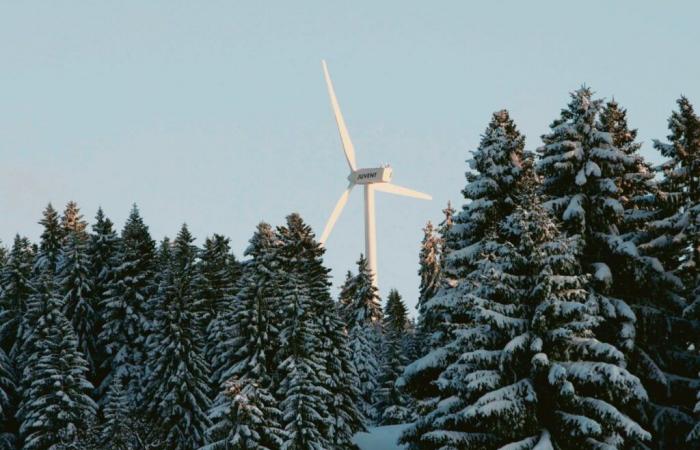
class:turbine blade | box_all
[374,183,432,200]
[319,184,354,244]
[322,60,357,171]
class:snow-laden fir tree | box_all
[97,379,138,450]
[60,201,88,240]
[400,172,651,449]
[87,208,120,389]
[344,254,383,423]
[418,221,441,315]
[275,214,334,450]
[376,289,415,425]
[0,347,15,450]
[337,270,356,324]
[35,203,64,274]
[208,223,282,389]
[0,235,34,356]
[438,201,456,272]
[142,224,211,450]
[599,100,655,236]
[636,97,700,447]
[204,379,285,450]
[403,110,530,405]
[56,231,97,373]
[279,213,365,447]
[446,109,526,282]
[98,205,156,401]
[16,272,97,450]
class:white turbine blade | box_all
[319,184,354,244]
[322,60,357,171]
[374,182,432,200]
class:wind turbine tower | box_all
[319,60,432,289]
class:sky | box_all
[1,1,699,314]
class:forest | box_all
[1,86,699,450]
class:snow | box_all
[352,424,410,450]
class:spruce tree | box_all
[275,214,333,449]
[142,224,211,450]
[401,177,650,449]
[346,255,383,423]
[87,208,120,389]
[17,274,97,450]
[56,231,96,373]
[438,201,456,274]
[418,221,441,313]
[60,201,88,239]
[0,235,34,356]
[376,289,415,425]
[35,203,64,274]
[204,380,285,450]
[638,97,700,448]
[0,347,15,450]
[98,205,156,401]
[98,379,136,450]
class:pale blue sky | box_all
[1,1,698,313]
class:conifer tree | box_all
[56,231,96,373]
[17,274,97,450]
[204,380,285,450]
[98,205,156,400]
[0,235,34,356]
[275,214,335,449]
[337,270,356,324]
[35,203,64,274]
[142,224,211,450]
[87,208,120,388]
[98,379,136,450]
[60,201,88,239]
[376,289,415,425]
[345,255,383,422]
[637,97,700,447]
[418,221,441,319]
[438,201,456,271]
[0,347,15,450]
[401,178,650,449]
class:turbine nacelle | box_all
[351,167,393,184]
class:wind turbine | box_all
[318,60,432,289]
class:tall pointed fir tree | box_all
[98,205,156,401]
[438,201,456,275]
[280,213,364,447]
[16,272,97,450]
[60,201,88,239]
[206,222,286,449]
[198,233,241,387]
[0,235,34,357]
[401,110,529,415]
[345,254,383,423]
[142,224,211,449]
[337,270,356,324]
[400,168,651,449]
[274,214,338,449]
[87,207,120,389]
[376,289,415,425]
[97,379,138,450]
[637,97,700,447]
[417,221,442,356]
[56,229,97,374]
[0,347,15,450]
[34,203,64,274]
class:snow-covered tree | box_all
[98,205,156,400]
[17,274,97,450]
[0,347,15,450]
[344,254,383,423]
[0,235,34,356]
[56,231,96,373]
[35,203,64,274]
[204,380,285,450]
[87,208,120,389]
[376,289,415,425]
[418,221,441,314]
[142,224,211,450]
[438,201,457,271]
[446,109,527,281]
[98,379,136,450]
[275,214,335,449]
[337,270,356,324]
[401,180,650,449]
[60,201,88,240]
